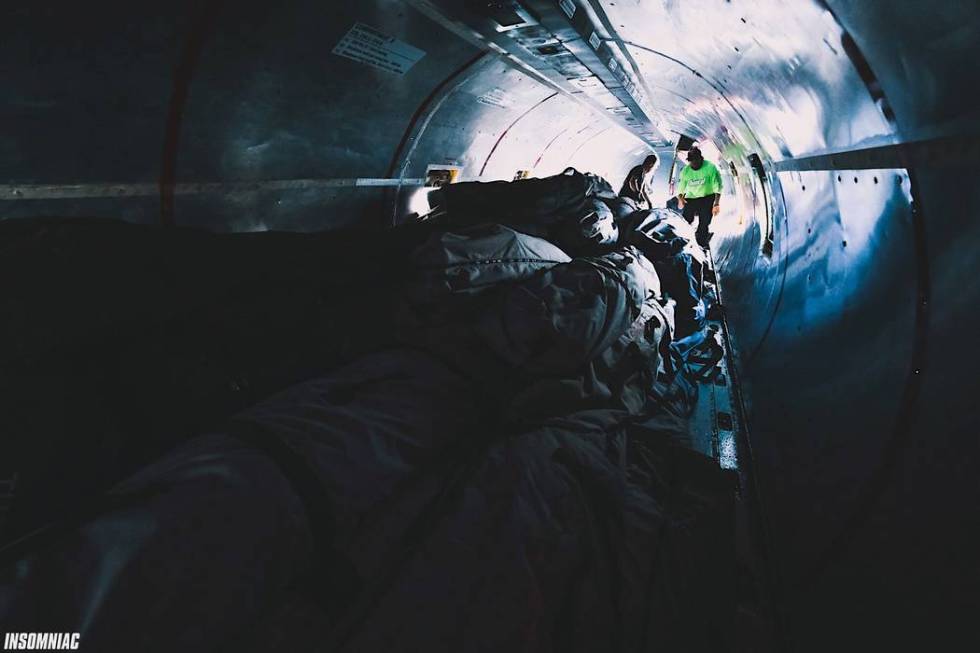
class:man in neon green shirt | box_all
[676,147,722,247]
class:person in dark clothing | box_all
[677,147,722,248]
[619,154,658,208]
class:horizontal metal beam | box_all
[0,178,425,201]
[773,134,980,172]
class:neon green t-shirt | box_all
[677,161,722,199]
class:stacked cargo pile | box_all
[0,173,733,652]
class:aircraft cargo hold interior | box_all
[0,1,978,651]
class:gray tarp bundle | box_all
[0,187,731,651]
[428,168,619,251]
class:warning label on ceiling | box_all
[332,23,426,75]
[559,0,577,20]
[476,88,514,109]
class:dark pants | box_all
[682,195,715,247]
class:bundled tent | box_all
[406,223,572,299]
[428,168,619,252]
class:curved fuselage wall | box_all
[1,0,977,648]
